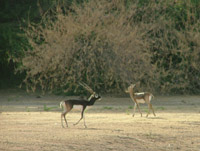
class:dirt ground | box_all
[0,89,200,151]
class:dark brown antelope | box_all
[60,82,101,128]
[125,84,156,117]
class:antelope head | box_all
[125,83,136,93]
[79,82,101,101]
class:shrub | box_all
[20,0,200,94]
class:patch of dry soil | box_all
[0,90,200,151]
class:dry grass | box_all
[0,112,200,151]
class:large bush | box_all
[21,0,156,94]
[19,0,200,94]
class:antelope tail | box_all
[60,101,65,108]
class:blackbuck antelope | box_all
[125,84,156,117]
[60,82,101,128]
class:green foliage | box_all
[128,106,133,109]
[103,106,113,110]
[43,104,58,111]
[156,106,165,111]
[0,0,74,88]
[0,1,37,88]
[134,0,200,94]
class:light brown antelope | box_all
[60,82,101,128]
[125,84,156,117]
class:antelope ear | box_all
[130,84,135,88]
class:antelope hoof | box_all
[73,123,78,126]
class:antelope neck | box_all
[129,89,135,100]
[87,97,97,106]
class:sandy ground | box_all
[0,89,200,151]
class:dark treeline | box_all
[0,0,200,94]
[0,0,39,88]
[0,0,66,88]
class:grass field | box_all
[0,89,200,151]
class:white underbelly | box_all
[136,99,145,104]
[73,105,84,109]
[73,105,92,110]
